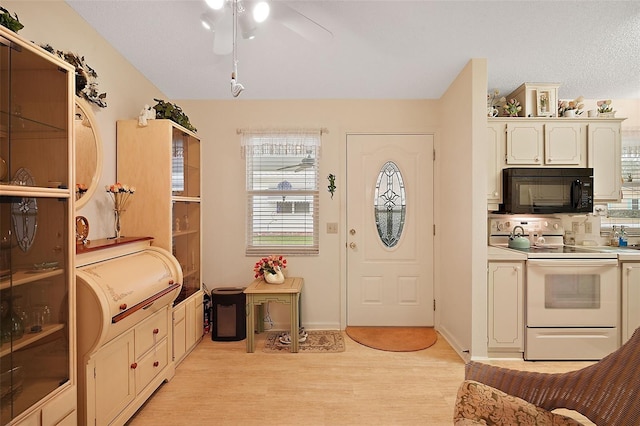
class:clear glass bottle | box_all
[620,225,628,247]
[611,226,619,246]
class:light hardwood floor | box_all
[127,331,595,425]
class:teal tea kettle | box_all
[508,225,531,249]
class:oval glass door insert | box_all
[374,161,406,248]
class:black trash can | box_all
[211,287,246,341]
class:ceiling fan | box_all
[277,153,315,172]
[200,0,333,56]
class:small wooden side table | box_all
[244,277,304,353]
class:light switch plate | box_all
[327,222,338,234]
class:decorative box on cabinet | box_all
[487,262,524,356]
[116,120,203,365]
[0,27,76,425]
[506,83,560,118]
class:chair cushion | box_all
[454,380,584,425]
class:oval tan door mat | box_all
[345,326,437,352]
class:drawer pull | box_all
[130,363,138,369]
[120,303,127,310]
[153,328,159,334]
[153,361,159,367]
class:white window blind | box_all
[602,128,640,234]
[242,130,321,255]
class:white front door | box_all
[346,134,434,326]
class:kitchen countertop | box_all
[488,245,527,261]
[488,244,640,261]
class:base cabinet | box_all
[487,262,524,354]
[622,263,640,344]
[85,308,173,426]
[172,291,204,365]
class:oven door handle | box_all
[528,259,618,267]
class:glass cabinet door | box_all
[0,30,72,425]
[172,201,200,304]
[172,129,200,198]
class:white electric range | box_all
[489,216,620,360]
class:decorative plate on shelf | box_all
[11,168,38,252]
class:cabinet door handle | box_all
[131,362,138,369]
[153,361,159,367]
[153,328,159,334]
[119,303,127,311]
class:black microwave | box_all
[500,168,594,214]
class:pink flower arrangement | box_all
[253,255,287,279]
[106,182,135,210]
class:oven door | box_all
[527,259,619,327]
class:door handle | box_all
[349,242,356,249]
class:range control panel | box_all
[489,217,564,237]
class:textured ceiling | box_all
[66,0,640,101]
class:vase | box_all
[563,110,576,118]
[264,267,285,284]
[599,111,616,118]
[114,209,124,239]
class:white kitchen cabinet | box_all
[487,123,505,208]
[622,263,640,344]
[544,122,584,165]
[504,121,584,166]
[505,122,544,165]
[487,262,524,354]
[588,121,622,202]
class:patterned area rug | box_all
[345,326,437,352]
[263,330,345,353]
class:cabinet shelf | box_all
[172,229,198,238]
[0,111,66,138]
[0,268,63,290]
[0,323,65,357]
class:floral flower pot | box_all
[563,110,576,118]
[264,268,285,284]
[599,111,616,118]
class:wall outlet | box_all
[572,222,580,233]
[584,222,593,234]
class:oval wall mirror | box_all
[75,97,103,210]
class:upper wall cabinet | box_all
[488,117,625,206]
[0,27,77,425]
[588,121,623,201]
[503,120,584,166]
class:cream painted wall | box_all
[178,99,441,329]
[434,59,488,359]
[5,1,166,239]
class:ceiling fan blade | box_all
[212,11,233,55]
[270,3,333,43]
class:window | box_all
[242,130,321,255]
[602,128,640,234]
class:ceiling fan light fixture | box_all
[252,1,270,23]
[238,12,257,39]
[200,14,214,31]
[205,0,225,10]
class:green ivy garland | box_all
[152,98,197,132]
[40,44,107,108]
[0,7,23,33]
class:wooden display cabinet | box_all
[117,119,203,364]
[0,27,76,425]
